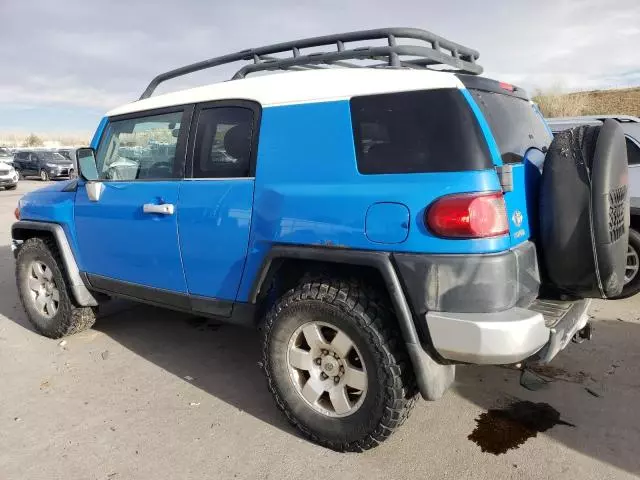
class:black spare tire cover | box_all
[539,119,629,298]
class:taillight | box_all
[426,192,509,238]
[14,206,20,220]
[499,81,515,92]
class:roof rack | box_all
[139,27,482,100]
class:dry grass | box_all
[0,132,91,148]
[534,86,640,118]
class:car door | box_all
[74,106,194,304]
[14,152,26,172]
[26,153,38,175]
[177,101,259,315]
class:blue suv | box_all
[11,28,629,451]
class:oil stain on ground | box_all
[469,401,575,455]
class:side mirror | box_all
[76,148,103,201]
[76,148,99,181]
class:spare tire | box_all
[539,119,629,298]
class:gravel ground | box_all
[1,181,640,480]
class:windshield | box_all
[470,89,553,164]
[0,148,11,156]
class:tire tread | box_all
[262,275,417,452]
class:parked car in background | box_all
[0,147,14,166]
[56,148,79,177]
[13,150,75,181]
[0,151,19,190]
[548,115,640,297]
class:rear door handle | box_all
[143,203,175,215]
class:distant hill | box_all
[534,86,640,118]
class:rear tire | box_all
[614,228,640,299]
[16,238,96,338]
[262,277,417,451]
[5,184,16,190]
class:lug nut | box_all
[314,358,322,365]
[333,353,339,359]
[321,349,328,356]
[333,376,340,384]
[320,372,328,380]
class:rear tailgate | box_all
[459,76,553,246]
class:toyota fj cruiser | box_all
[12,28,629,451]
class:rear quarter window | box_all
[350,89,492,174]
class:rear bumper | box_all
[394,241,539,315]
[425,299,590,364]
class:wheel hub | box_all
[625,245,639,285]
[321,355,340,375]
[26,260,59,318]
[286,321,367,418]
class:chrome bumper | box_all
[426,299,590,365]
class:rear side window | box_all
[350,89,492,174]
[193,107,255,178]
[470,89,552,164]
[626,137,640,166]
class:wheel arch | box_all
[250,244,455,400]
[12,221,97,307]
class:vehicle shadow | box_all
[93,302,295,436]
[0,243,295,437]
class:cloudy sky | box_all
[1,0,639,134]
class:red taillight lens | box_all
[499,81,515,92]
[14,206,20,220]
[426,192,509,238]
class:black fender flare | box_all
[11,220,98,307]
[250,244,455,400]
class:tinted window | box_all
[626,137,640,166]
[193,107,255,178]
[470,89,552,164]
[350,89,492,174]
[37,152,67,162]
[96,110,185,181]
[0,148,10,155]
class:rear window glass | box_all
[350,89,492,174]
[470,89,552,164]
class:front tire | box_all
[40,169,49,181]
[16,237,96,338]
[6,184,17,190]
[262,277,417,451]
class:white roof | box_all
[107,68,463,117]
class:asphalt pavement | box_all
[1,180,639,479]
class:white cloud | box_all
[0,0,638,124]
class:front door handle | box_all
[143,203,175,215]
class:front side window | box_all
[193,107,255,178]
[96,110,184,181]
